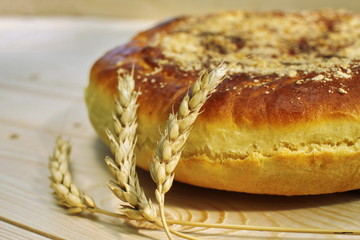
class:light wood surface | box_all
[2,0,360,19]
[1,16,360,240]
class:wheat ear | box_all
[104,70,157,222]
[49,137,96,214]
[150,65,227,239]
[105,71,199,240]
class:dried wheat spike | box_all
[150,65,227,195]
[105,70,157,222]
[150,65,227,239]
[49,137,96,214]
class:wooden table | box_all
[1,17,360,240]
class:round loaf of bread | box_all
[86,9,360,195]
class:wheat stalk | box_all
[105,70,198,240]
[167,219,360,235]
[104,69,157,222]
[49,136,198,240]
[149,65,227,239]
[49,137,96,214]
[49,136,131,219]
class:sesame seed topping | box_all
[338,88,348,94]
[288,70,297,77]
[295,79,304,85]
[336,71,352,79]
[312,74,325,81]
[147,10,360,78]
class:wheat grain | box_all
[150,65,227,239]
[49,137,96,214]
[49,137,197,239]
[105,70,157,222]
[106,70,200,240]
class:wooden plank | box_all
[0,17,155,91]
[0,86,95,140]
[0,220,50,240]
[1,0,360,19]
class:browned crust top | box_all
[90,10,360,127]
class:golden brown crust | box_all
[86,10,360,195]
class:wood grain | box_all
[0,220,50,240]
[0,17,359,240]
[2,0,360,19]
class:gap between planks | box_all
[0,216,63,240]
